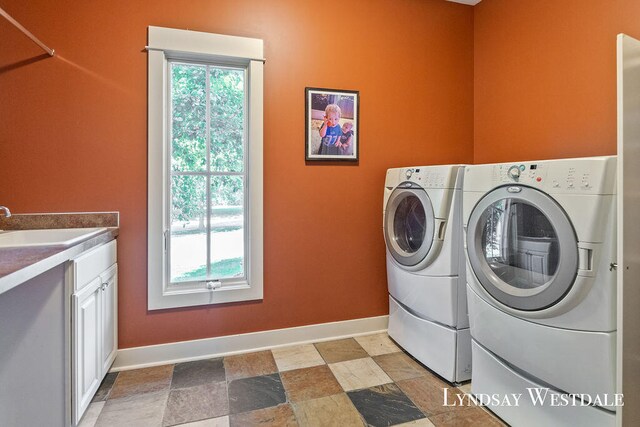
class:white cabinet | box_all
[0,265,67,427]
[73,278,102,419]
[100,264,118,375]
[71,240,117,425]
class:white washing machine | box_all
[463,156,617,426]
[384,165,471,383]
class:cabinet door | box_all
[72,278,102,424]
[100,263,118,375]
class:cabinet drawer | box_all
[73,240,117,291]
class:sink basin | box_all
[0,228,107,248]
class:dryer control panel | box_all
[464,157,616,195]
[492,162,549,187]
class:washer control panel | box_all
[385,165,464,190]
[402,167,449,188]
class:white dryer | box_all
[463,156,617,426]
[384,165,471,383]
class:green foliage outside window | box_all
[171,63,245,227]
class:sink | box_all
[0,227,107,248]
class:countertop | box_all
[0,213,119,295]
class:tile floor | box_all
[80,333,505,427]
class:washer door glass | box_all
[385,185,435,267]
[395,196,426,252]
[467,186,578,311]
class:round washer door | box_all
[384,183,435,267]
[467,185,579,311]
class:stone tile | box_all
[280,365,343,403]
[457,382,472,394]
[92,372,118,402]
[429,406,505,426]
[271,344,325,372]
[162,382,229,426]
[396,419,436,426]
[314,338,369,364]
[78,401,105,427]
[328,357,392,392]
[224,351,278,381]
[347,383,426,427]
[292,393,364,427]
[396,375,461,417]
[229,404,298,427]
[373,352,428,382]
[181,416,230,427]
[109,365,174,399]
[354,333,401,356]
[96,390,168,427]
[170,358,225,389]
[228,373,287,414]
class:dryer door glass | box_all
[384,186,435,267]
[467,185,578,311]
[482,199,559,290]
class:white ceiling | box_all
[447,0,482,5]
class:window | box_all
[147,27,264,310]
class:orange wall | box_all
[0,0,473,348]
[474,0,640,163]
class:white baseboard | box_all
[111,315,389,372]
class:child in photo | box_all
[338,121,354,156]
[318,104,342,155]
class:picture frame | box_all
[305,87,359,162]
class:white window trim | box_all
[147,26,263,310]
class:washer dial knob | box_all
[405,169,414,179]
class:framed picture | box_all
[305,87,359,162]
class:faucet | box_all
[0,206,11,218]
